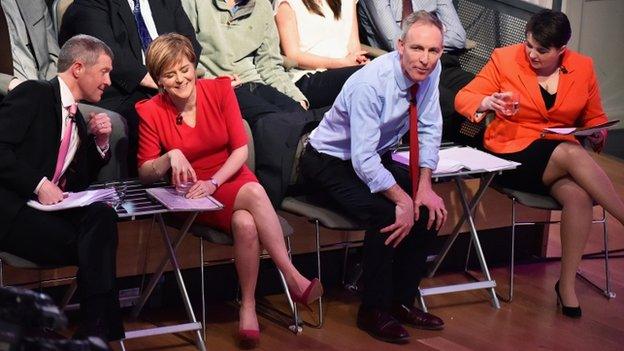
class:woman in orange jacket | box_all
[455,10,624,318]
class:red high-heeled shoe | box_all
[238,329,260,349]
[290,278,324,310]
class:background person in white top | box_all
[275,0,368,108]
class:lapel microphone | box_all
[560,65,568,74]
[176,113,183,125]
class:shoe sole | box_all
[356,321,410,344]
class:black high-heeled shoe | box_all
[554,281,582,318]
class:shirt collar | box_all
[391,51,416,92]
[57,76,77,111]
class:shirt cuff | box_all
[365,167,397,194]
[34,177,47,195]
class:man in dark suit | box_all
[0,34,124,342]
[59,0,201,175]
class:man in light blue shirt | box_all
[358,0,475,144]
[300,11,447,344]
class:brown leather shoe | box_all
[356,305,410,344]
[392,304,444,330]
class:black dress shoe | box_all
[555,281,582,318]
[392,304,445,330]
[356,305,410,344]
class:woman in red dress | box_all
[135,34,322,347]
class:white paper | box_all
[392,147,519,174]
[27,188,116,211]
[146,187,223,211]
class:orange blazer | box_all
[454,43,608,154]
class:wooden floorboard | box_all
[82,153,624,350]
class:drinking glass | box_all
[501,91,520,116]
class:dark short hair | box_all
[58,34,114,72]
[525,10,571,49]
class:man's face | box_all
[76,53,112,103]
[397,23,443,82]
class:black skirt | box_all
[491,139,564,196]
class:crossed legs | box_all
[231,182,312,331]
[543,142,624,306]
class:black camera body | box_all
[0,286,109,351]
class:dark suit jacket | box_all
[58,0,201,107]
[0,78,109,239]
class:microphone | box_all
[176,113,183,125]
[560,65,568,74]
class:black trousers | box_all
[1,202,124,341]
[300,146,438,309]
[439,53,475,143]
[234,82,326,205]
[295,65,363,109]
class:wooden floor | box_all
[92,154,624,350]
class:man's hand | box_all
[414,187,447,230]
[167,149,197,186]
[37,179,65,205]
[87,112,112,149]
[8,78,23,92]
[380,185,414,248]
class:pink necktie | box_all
[52,103,77,185]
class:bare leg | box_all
[231,209,260,331]
[543,142,624,224]
[550,177,593,307]
[233,182,310,294]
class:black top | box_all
[540,85,557,110]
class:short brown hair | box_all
[146,33,196,82]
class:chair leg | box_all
[507,198,517,303]
[282,237,301,334]
[0,258,4,288]
[341,233,350,286]
[306,219,324,328]
[59,279,78,310]
[576,208,616,299]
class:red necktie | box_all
[409,84,419,199]
[402,0,414,23]
[52,103,77,185]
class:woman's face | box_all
[524,32,565,73]
[159,56,196,101]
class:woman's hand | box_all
[587,129,607,153]
[479,92,513,117]
[186,180,216,199]
[167,149,197,186]
[340,50,369,67]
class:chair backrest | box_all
[78,103,129,181]
[52,0,74,34]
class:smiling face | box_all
[525,32,565,74]
[158,56,196,102]
[397,22,443,83]
[75,53,112,103]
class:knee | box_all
[231,211,258,243]
[241,182,269,204]
[553,143,588,166]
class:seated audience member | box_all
[455,10,624,318]
[300,11,446,343]
[59,0,201,176]
[358,0,474,142]
[0,35,123,342]
[0,0,57,96]
[135,33,323,348]
[181,0,325,205]
[274,0,367,109]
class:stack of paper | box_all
[146,187,223,211]
[543,119,619,136]
[392,147,520,174]
[28,188,117,211]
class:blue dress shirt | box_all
[358,0,467,52]
[309,51,442,194]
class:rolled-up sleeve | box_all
[349,84,397,193]
[417,63,442,170]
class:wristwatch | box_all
[209,178,219,188]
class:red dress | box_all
[136,78,258,232]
